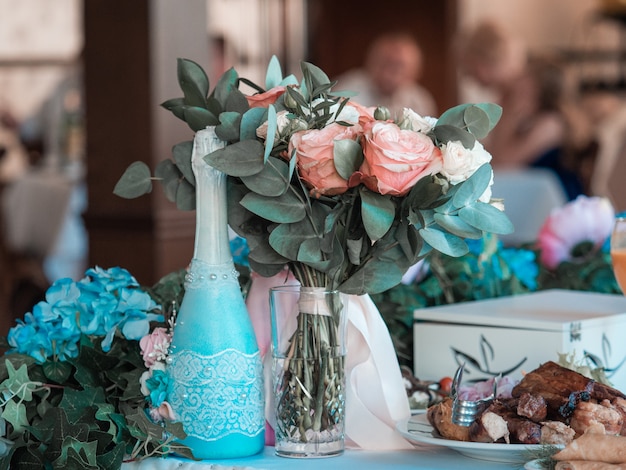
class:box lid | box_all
[413,289,626,331]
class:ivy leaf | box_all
[113,162,152,199]
[95,441,125,470]
[53,436,98,469]
[42,361,72,384]
[59,387,106,423]
[2,399,29,434]
[1,361,40,402]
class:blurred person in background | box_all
[458,20,595,200]
[336,32,437,118]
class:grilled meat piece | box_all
[517,392,548,422]
[511,361,626,420]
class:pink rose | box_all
[288,122,362,197]
[246,86,286,108]
[139,327,171,368]
[537,196,614,269]
[355,121,442,196]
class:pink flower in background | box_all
[537,196,615,269]
[139,327,171,368]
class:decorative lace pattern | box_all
[185,258,240,288]
[168,348,264,441]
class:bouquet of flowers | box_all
[115,56,512,444]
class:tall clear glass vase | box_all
[269,285,348,458]
[166,127,265,459]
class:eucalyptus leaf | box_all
[434,213,483,239]
[183,106,219,131]
[432,124,475,149]
[338,258,406,295]
[265,55,283,89]
[418,226,469,257]
[212,67,238,108]
[113,162,152,199]
[463,106,490,139]
[177,58,209,108]
[216,111,241,142]
[240,107,267,140]
[204,140,265,177]
[333,139,363,180]
[473,103,503,130]
[264,104,277,163]
[224,88,249,114]
[160,97,186,121]
[435,103,469,128]
[241,156,290,197]
[155,159,182,202]
[452,163,492,208]
[248,258,286,278]
[269,220,312,260]
[240,190,306,223]
[458,202,514,234]
[175,179,196,211]
[360,189,395,241]
[172,141,194,186]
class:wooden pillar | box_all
[83,0,208,285]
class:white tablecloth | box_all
[121,446,524,470]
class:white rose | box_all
[441,140,492,184]
[256,110,307,140]
[334,103,361,124]
[397,108,437,133]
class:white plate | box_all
[396,413,552,464]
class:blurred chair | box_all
[491,168,568,246]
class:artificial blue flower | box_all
[230,236,250,267]
[146,369,170,407]
[500,247,538,290]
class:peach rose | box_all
[289,122,362,197]
[246,86,286,108]
[356,121,442,196]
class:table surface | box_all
[122,445,531,470]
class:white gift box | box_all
[413,289,626,392]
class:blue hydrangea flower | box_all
[7,266,163,362]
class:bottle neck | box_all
[192,128,232,265]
